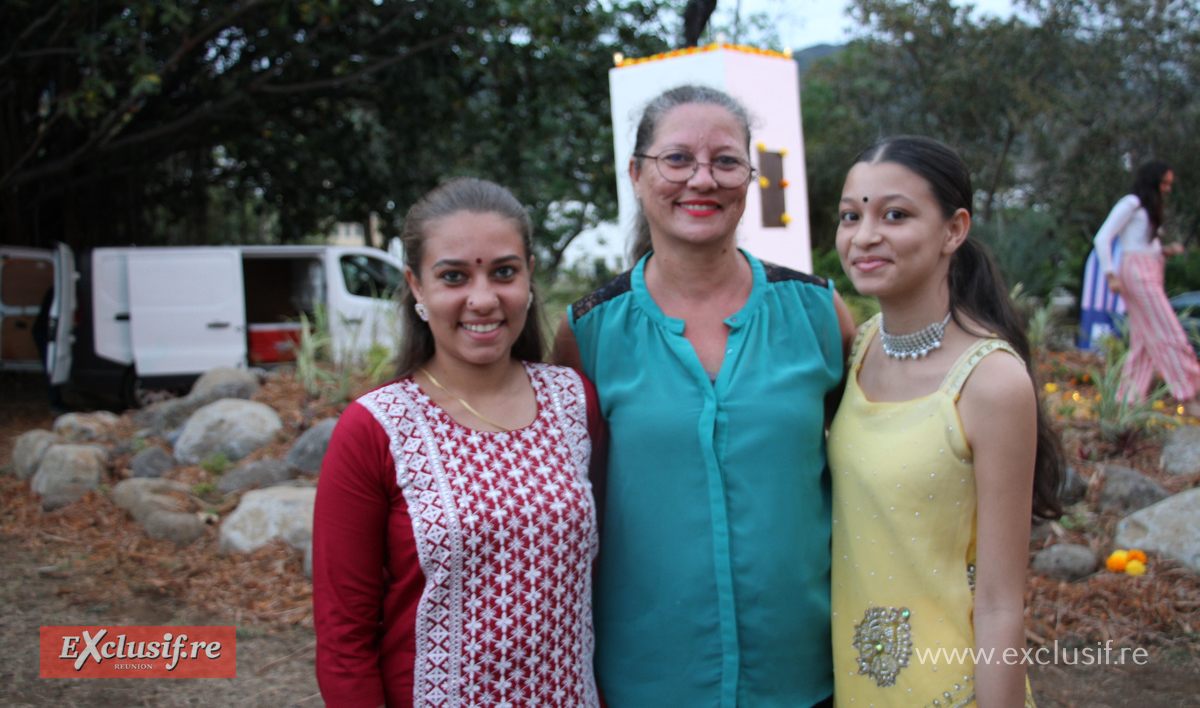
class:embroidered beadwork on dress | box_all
[966,563,976,593]
[852,606,913,687]
[358,363,599,708]
[922,676,974,708]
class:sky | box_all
[732,0,1029,51]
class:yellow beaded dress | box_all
[829,315,1034,708]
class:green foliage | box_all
[1090,350,1172,446]
[296,303,395,403]
[810,247,855,296]
[200,453,231,475]
[803,0,1200,301]
[2,0,674,277]
[192,482,218,496]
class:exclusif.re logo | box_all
[40,626,237,678]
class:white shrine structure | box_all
[609,44,813,273]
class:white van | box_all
[0,244,404,407]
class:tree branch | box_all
[0,4,60,69]
[256,33,458,94]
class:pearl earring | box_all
[414,303,428,322]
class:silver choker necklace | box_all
[880,313,952,360]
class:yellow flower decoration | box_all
[1125,559,1147,576]
[780,213,792,225]
[1044,382,1059,393]
[1105,550,1128,572]
[757,142,767,152]
[759,176,770,188]
[779,148,788,156]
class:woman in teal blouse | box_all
[554,85,856,708]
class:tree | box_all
[800,0,1200,296]
[0,0,675,277]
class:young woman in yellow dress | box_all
[828,136,1063,708]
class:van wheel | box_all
[122,371,179,409]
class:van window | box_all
[340,255,402,299]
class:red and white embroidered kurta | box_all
[314,362,602,708]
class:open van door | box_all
[0,246,55,373]
[48,242,77,385]
[126,248,247,376]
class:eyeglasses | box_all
[634,150,756,189]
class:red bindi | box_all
[476,258,482,264]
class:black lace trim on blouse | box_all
[571,271,633,321]
[763,261,827,288]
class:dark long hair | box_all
[1130,159,1171,231]
[628,85,753,263]
[853,135,1064,520]
[395,177,546,377]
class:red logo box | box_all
[40,626,237,678]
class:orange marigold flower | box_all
[1105,550,1129,572]
[1127,549,1147,563]
[1125,559,1147,576]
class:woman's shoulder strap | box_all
[943,337,1024,399]
[847,313,881,367]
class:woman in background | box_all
[1092,160,1200,415]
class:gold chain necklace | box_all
[418,367,510,432]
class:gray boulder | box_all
[112,478,192,524]
[216,459,296,494]
[143,510,208,546]
[174,399,282,465]
[190,366,261,400]
[219,486,316,553]
[1097,465,1168,514]
[52,411,121,442]
[1032,544,1097,581]
[29,445,109,508]
[1160,426,1200,476]
[133,367,261,432]
[130,446,176,478]
[1114,488,1200,573]
[1058,465,1088,506]
[286,418,338,474]
[12,430,67,480]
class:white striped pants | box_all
[1118,252,1200,402]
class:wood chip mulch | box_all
[2,359,1199,660]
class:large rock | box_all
[190,366,261,400]
[1115,488,1200,573]
[143,510,208,546]
[286,418,338,474]
[1031,544,1097,581]
[130,446,176,478]
[12,430,67,480]
[133,367,261,432]
[1097,465,1169,514]
[1160,426,1200,476]
[52,411,121,442]
[174,399,282,465]
[112,478,192,523]
[219,486,316,553]
[1058,465,1088,506]
[29,445,109,509]
[216,459,296,494]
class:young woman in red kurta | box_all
[313,178,605,708]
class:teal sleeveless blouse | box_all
[569,251,844,708]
